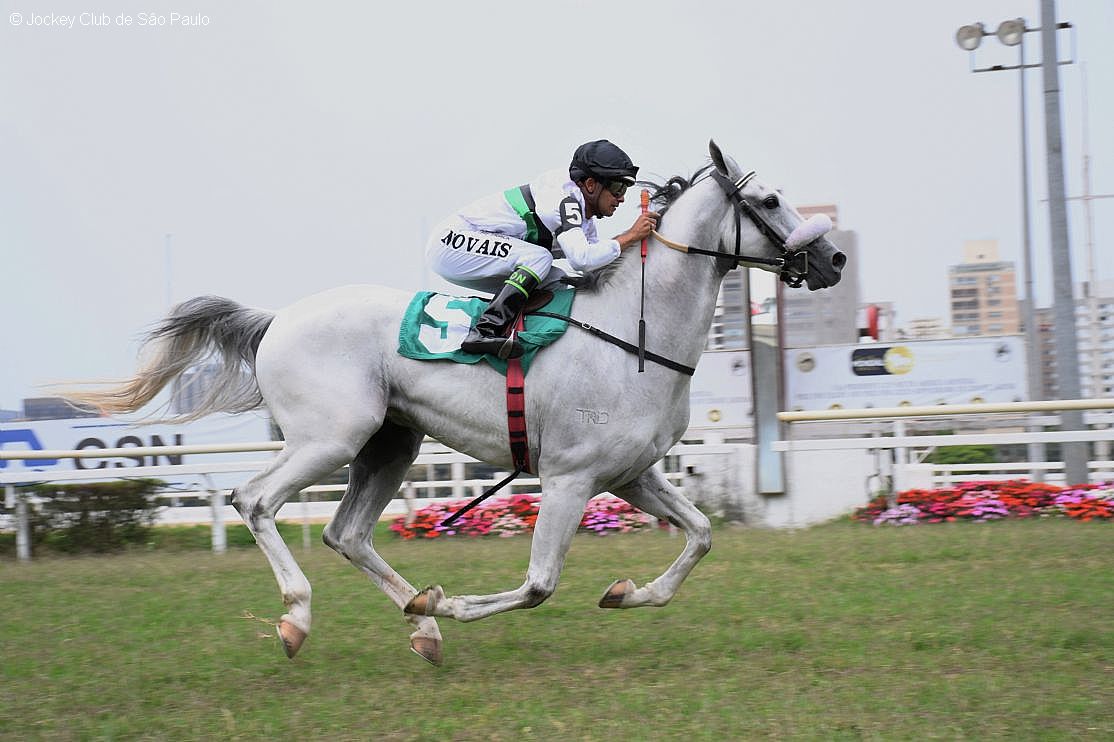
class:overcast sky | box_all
[1,0,1112,410]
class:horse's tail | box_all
[65,296,275,423]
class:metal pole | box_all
[1018,33,1047,481]
[1040,0,1087,484]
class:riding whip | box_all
[638,188,649,373]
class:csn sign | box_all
[0,428,184,470]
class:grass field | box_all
[2,519,1111,740]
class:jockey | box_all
[426,139,659,359]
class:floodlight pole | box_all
[962,20,1046,475]
[1040,0,1087,485]
[958,9,1086,483]
[1016,30,1045,476]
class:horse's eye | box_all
[763,194,779,209]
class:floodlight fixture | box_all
[955,23,985,51]
[996,18,1027,46]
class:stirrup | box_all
[461,331,524,359]
[496,332,522,360]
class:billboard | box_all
[785,336,1028,410]
[688,350,752,428]
[0,412,275,489]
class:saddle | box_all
[397,288,576,376]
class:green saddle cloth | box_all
[397,288,575,375]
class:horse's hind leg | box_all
[321,421,445,666]
[233,439,359,658]
[599,466,711,609]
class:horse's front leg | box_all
[599,466,711,608]
[405,475,590,622]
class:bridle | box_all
[651,169,811,287]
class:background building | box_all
[20,397,98,421]
[706,271,750,351]
[948,240,1020,337]
[169,363,237,416]
[782,205,861,348]
[1036,281,1114,400]
[706,204,862,350]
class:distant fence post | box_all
[403,483,417,526]
[451,462,465,499]
[7,485,31,562]
[202,474,226,555]
[299,489,311,552]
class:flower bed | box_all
[855,481,1114,526]
[389,494,656,539]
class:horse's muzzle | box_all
[804,235,845,291]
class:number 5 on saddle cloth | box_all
[397,288,576,376]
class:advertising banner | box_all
[0,412,275,488]
[785,336,1028,410]
[689,350,752,428]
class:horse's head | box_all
[708,140,845,290]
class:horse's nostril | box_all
[832,252,847,270]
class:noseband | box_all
[651,170,811,287]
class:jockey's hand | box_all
[616,211,660,250]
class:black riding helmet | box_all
[569,140,639,186]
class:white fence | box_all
[7,398,1114,559]
[771,398,1114,525]
[1,436,741,562]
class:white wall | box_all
[682,443,876,528]
[762,449,876,528]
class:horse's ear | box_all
[709,139,730,176]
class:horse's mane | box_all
[580,163,716,290]
[638,163,717,218]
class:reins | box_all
[652,228,797,275]
[649,228,781,270]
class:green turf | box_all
[1,520,1111,740]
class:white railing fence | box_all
[774,398,1114,501]
[1,437,740,562]
[7,399,1114,560]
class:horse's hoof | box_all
[410,636,443,666]
[404,586,442,616]
[599,578,636,609]
[277,619,308,659]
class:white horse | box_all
[70,141,844,666]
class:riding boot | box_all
[461,266,540,359]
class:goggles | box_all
[604,180,629,198]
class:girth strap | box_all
[505,346,531,473]
[441,314,532,528]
